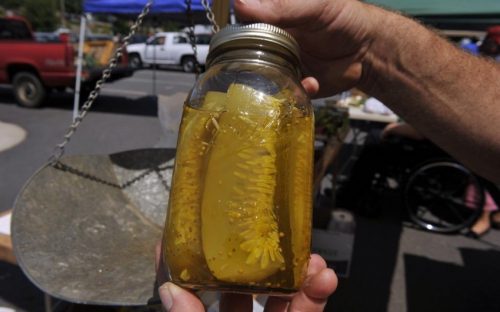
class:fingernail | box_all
[159,283,174,311]
[303,275,313,288]
[237,0,258,5]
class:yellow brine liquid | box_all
[163,83,313,293]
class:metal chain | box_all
[48,0,220,165]
[52,160,173,190]
[48,0,154,165]
[184,0,220,78]
[202,0,220,33]
[185,0,201,77]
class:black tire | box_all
[404,161,484,233]
[181,56,196,73]
[12,72,47,108]
[129,54,143,69]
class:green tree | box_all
[21,0,58,31]
[1,0,22,9]
[112,18,132,36]
[64,0,82,15]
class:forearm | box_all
[359,4,500,182]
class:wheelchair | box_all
[404,159,485,233]
[341,137,486,234]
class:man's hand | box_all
[235,0,376,97]
[156,243,337,311]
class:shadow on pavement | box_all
[324,193,405,312]
[0,261,45,312]
[0,86,16,104]
[405,248,500,312]
[0,86,158,117]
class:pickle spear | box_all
[201,84,285,283]
[164,91,226,281]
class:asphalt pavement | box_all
[0,69,193,214]
[2,69,500,311]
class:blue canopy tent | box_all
[83,0,209,14]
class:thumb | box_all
[234,0,277,23]
[159,282,205,312]
[234,0,331,37]
[234,0,308,26]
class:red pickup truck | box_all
[0,16,133,108]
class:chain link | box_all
[52,160,173,190]
[202,0,220,34]
[185,0,202,77]
[184,0,220,79]
[48,1,154,165]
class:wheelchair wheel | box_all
[404,161,484,233]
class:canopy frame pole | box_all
[212,0,230,29]
[73,15,87,121]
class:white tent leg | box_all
[153,41,157,95]
[73,15,87,121]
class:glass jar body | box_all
[163,53,314,294]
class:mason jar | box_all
[163,23,314,295]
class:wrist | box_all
[356,4,400,95]
[357,5,440,97]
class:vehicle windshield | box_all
[0,18,33,40]
[195,34,212,45]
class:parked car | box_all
[479,25,500,57]
[126,32,211,72]
[0,16,133,108]
[34,32,60,42]
[128,33,149,44]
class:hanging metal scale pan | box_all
[11,148,175,306]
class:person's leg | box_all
[470,210,492,237]
[478,179,500,229]
[468,188,498,237]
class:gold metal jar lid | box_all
[206,23,300,69]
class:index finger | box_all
[288,268,338,312]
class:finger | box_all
[301,77,319,97]
[155,240,168,285]
[264,254,328,311]
[234,0,287,24]
[220,293,253,312]
[155,240,161,272]
[159,282,205,312]
[234,0,328,28]
[301,52,363,98]
[303,268,338,300]
[307,254,327,276]
[289,268,338,312]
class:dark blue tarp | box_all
[83,0,211,14]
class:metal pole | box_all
[153,38,157,95]
[44,294,52,312]
[230,7,236,25]
[152,17,159,96]
[73,15,86,121]
[212,0,230,29]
